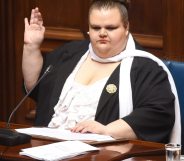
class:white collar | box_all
[89,34,136,63]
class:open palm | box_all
[24,8,45,47]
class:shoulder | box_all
[47,39,89,55]
[132,56,162,69]
[43,39,89,64]
[131,53,168,83]
[131,50,165,73]
[56,39,90,53]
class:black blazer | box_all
[29,39,175,143]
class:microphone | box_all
[0,65,53,146]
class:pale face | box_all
[89,8,129,58]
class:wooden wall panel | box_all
[35,0,88,29]
[41,27,85,53]
[129,0,163,56]
[13,0,36,124]
[129,0,163,35]
[0,0,184,125]
[0,0,16,122]
[162,0,184,61]
[34,0,89,52]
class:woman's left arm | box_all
[71,119,137,139]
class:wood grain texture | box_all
[0,0,183,125]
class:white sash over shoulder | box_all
[90,34,181,144]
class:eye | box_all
[91,26,101,31]
[106,26,118,31]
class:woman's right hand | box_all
[24,7,45,48]
[22,8,45,90]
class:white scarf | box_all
[89,34,181,144]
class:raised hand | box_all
[24,7,45,48]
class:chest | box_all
[75,56,120,85]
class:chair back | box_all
[163,60,184,154]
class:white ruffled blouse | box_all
[48,77,108,129]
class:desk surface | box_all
[0,122,166,161]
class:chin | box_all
[95,47,110,54]
[96,51,109,57]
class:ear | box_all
[126,30,129,36]
[125,23,129,36]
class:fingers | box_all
[80,128,91,133]
[71,121,101,134]
[24,18,29,28]
[71,124,85,133]
[74,126,91,133]
[37,12,43,26]
[30,7,43,26]
[71,122,90,133]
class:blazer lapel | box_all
[95,65,120,118]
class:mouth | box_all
[97,40,108,44]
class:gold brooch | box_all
[106,84,117,94]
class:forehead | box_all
[89,8,123,25]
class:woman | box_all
[22,0,180,143]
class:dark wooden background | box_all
[0,0,184,125]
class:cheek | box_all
[110,31,127,43]
[89,32,98,42]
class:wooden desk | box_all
[0,122,166,161]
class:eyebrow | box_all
[89,24,119,28]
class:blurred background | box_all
[0,0,183,125]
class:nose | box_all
[99,29,107,37]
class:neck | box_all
[88,34,135,63]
